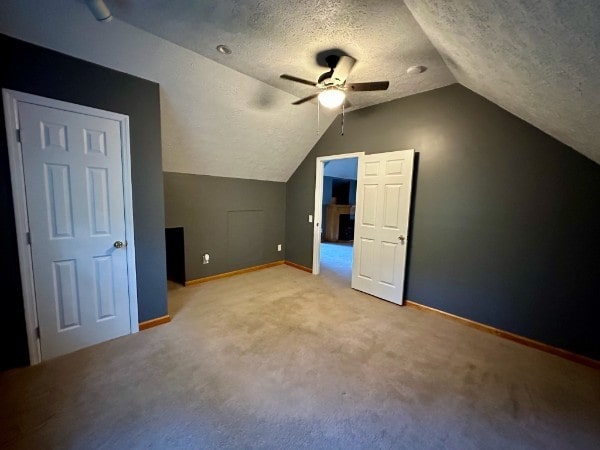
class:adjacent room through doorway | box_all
[319,241,353,279]
[318,157,358,281]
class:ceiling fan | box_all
[280,55,389,108]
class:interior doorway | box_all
[312,152,363,279]
[4,89,138,364]
[314,149,415,305]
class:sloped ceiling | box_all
[108,0,600,165]
[0,0,454,183]
[0,0,345,181]
[1,0,598,183]
[404,0,600,164]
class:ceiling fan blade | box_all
[347,81,390,91]
[292,93,319,105]
[280,74,317,87]
[332,55,356,85]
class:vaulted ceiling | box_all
[1,0,598,183]
[404,0,600,165]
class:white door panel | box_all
[18,101,132,360]
[379,241,398,285]
[357,237,375,280]
[352,150,414,304]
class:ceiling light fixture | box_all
[85,0,113,22]
[216,44,232,55]
[318,87,346,109]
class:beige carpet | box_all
[1,265,598,449]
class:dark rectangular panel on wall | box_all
[0,34,168,368]
[285,84,600,360]
[228,210,265,270]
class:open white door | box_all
[4,90,138,362]
[351,150,415,304]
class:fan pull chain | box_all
[317,100,320,135]
[341,103,345,136]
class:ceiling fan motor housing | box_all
[332,56,356,85]
[318,55,357,87]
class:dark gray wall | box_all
[0,34,168,368]
[163,173,286,280]
[286,84,600,360]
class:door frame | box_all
[2,89,139,365]
[312,152,364,275]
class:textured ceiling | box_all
[0,0,341,181]
[1,0,598,184]
[109,0,456,110]
[404,0,600,164]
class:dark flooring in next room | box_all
[1,265,598,449]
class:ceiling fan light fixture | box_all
[318,88,346,109]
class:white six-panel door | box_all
[351,150,415,304]
[17,101,133,360]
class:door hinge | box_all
[26,231,31,245]
[35,327,40,339]
[16,129,21,143]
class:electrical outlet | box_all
[277,244,282,252]
[308,214,313,223]
[202,253,210,264]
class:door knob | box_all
[113,240,125,248]
[398,235,406,242]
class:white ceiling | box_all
[107,0,600,166]
[109,0,455,111]
[404,0,600,165]
[1,0,598,184]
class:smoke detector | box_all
[216,45,232,55]
[406,65,427,75]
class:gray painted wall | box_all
[0,34,168,368]
[163,173,286,281]
[286,84,600,360]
